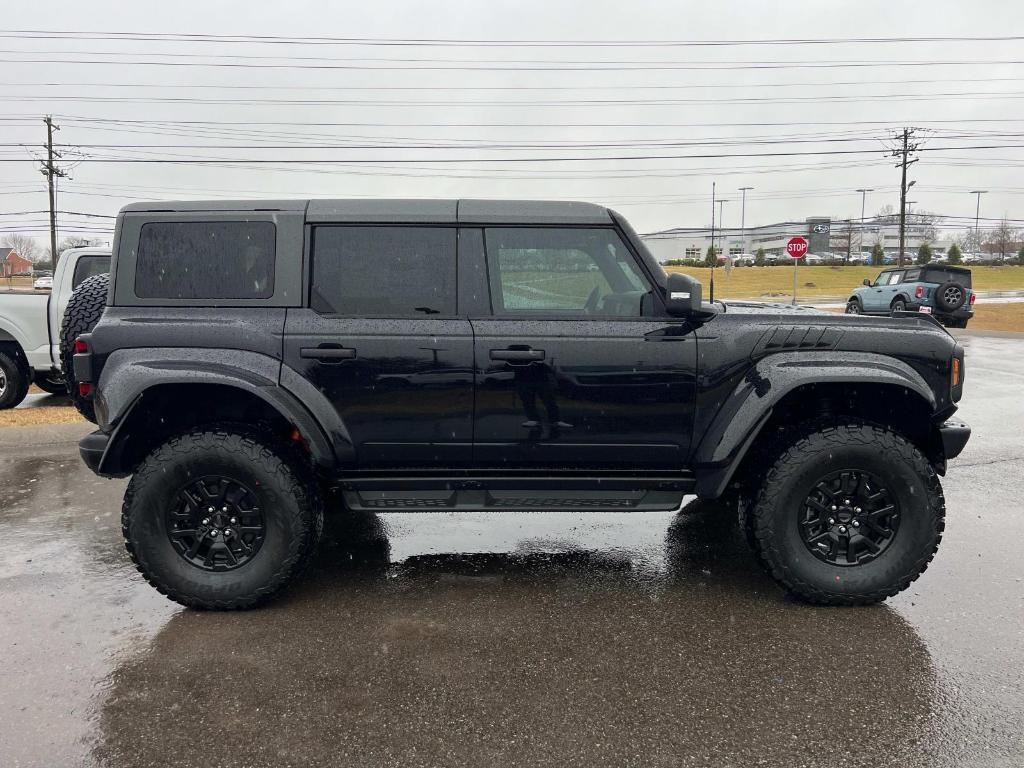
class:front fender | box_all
[692,351,936,498]
[96,348,335,470]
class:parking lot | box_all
[1,333,1021,768]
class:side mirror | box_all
[862,278,871,286]
[665,272,703,316]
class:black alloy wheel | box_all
[166,475,266,571]
[799,470,900,566]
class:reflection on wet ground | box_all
[93,502,940,768]
[0,336,1022,767]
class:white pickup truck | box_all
[0,247,110,409]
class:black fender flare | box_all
[692,351,936,498]
[94,348,341,474]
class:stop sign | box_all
[787,236,809,259]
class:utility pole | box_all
[738,186,753,255]
[970,190,987,255]
[891,128,920,269]
[40,116,67,271]
[717,198,729,261]
[709,181,716,302]
[856,188,873,261]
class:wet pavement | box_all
[1,337,1023,767]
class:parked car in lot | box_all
[845,265,974,328]
[0,248,110,408]
[72,199,968,610]
[33,275,53,290]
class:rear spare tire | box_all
[59,272,109,423]
[934,281,967,312]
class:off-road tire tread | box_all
[58,272,109,423]
[748,420,945,606]
[122,428,323,610]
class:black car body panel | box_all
[76,199,968,499]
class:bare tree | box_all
[990,217,1022,262]
[911,211,939,245]
[873,204,898,225]
[2,233,41,262]
[830,220,855,263]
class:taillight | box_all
[914,285,924,299]
[78,382,92,397]
[969,292,976,305]
[74,338,89,354]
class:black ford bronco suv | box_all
[70,199,970,609]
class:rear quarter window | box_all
[922,267,972,288]
[134,221,276,299]
[72,255,110,289]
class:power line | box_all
[5,90,1024,107]
[1,143,1019,164]
[1,30,1022,47]
[2,54,1022,72]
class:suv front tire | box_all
[747,421,944,605]
[122,429,323,609]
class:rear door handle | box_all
[300,346,356,361]
[490,348,545,362]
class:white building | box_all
[643,216,946,263]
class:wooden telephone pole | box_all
[891,128,920,268]
[41,116,67,271]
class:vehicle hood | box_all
[719,300,832,316]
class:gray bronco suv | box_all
[846,265,974,328]
[69,199,970,610]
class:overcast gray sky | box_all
[1,0,1022,248]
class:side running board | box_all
[337,473,692,513]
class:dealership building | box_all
[642,216,948,263]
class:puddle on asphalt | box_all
[1,453,1020,767]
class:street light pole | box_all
[717,199,729,261]
[970,190,987,255]
[738,186,753,257]
[856,188,873,261]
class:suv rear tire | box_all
[122,429,324,610]
[59,272,110,423]
[747,421,944,605]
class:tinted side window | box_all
[72,255,110,289]
[903,268,921,281]
[311,226,456,316]
[135,221,275,299]
[922,268,972,287]
[484,227,651,316]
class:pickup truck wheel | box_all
[748,422,944,606]
[0,351,30,410]
[59,272,109,423]
[122,429,324,610]
[33,370,67,395]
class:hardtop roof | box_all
[120,198,614,225]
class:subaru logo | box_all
[812,224,830,234]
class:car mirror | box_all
[862,278,871,286]
[665,272,702,316]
